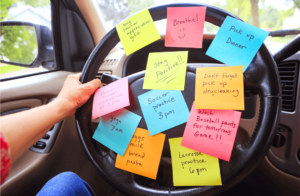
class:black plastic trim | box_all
[0,70,58,82]
[50,0,95,72]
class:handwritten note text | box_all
[92,77,129,119]
[169,137,222,186]
[165,7,206,48]
[143,51,188,90]
[116,9,160,56]
[181,102,241,161]
[138,90,190,136]
[92,109,141,156]
[115,128,165,179]
[195,66,244,110]
[206,16,269,71]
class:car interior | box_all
[0,0,299,195]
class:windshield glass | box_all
[96,0,300,54]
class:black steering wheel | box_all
[76,3,281,195]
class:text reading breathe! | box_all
[169,137,222,186]
[92,77,130,119]
[195,66,244,110]
[92,109,141,156]
[206,16,269,72]
[116,9,160,56]
[138,90,190,136]
[143,51,188,90]
[115,128,165,179]
[165,7,206,48]
[181,102,241,161]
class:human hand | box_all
[53,73,101,119]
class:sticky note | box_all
[92,109,141,156]
[165,7,206,48]
[143,51,188,90]
[92,77,129,119]
[181,102,241,161]
[138,90,190,136]
[195,66,244,110]
[206,16,269,72]
[169,137,222,186]
[115,128,165,179]
[116,9,160,56]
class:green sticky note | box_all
[116,9,160,56]
[143,51,188,90]
[169,137,222,186]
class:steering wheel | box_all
[76,3,281,195]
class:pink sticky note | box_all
[165,7,206,48]
[92,77,130,119]
[181,102,241,161]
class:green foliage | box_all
[216,0,252,24]
[0,0,18,21]
[0,25,38,65]
[293,0,300,8]
[260,6,295,30]
[0,64,26,74]
[214,0,297,30]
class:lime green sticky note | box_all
[116,9,160,56]
[169,137,222,186]
[143,51,188,90]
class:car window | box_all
[0,0,52,80]
[96,0,300,54]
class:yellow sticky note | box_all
[143,51,188,90]
[195,66,244,110]
[116,9,160,56]
[115,128,165,179]
[169,137,222,186]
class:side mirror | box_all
[0,22,55,70]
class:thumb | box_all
[82,78,102,95]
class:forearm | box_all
[0,100,67,163]
[0,73,101,164]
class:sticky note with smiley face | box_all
[165,7,206,48]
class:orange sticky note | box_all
[115,128,165,179]
[165,7,206,48]
[181,102,241,161]
[195,66,244,110]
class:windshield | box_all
[96,0,300,54]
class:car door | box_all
[0,0,116,195]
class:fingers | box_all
[82,78,102,94]
[89,78,102,89]
[72,73,81,80]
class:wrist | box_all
[48,99,73,122]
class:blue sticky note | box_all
[92,108,141,156]
[206,16,269,72]
[138,90,190,136]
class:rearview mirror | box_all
[0,22,54,69]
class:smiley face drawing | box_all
[178,28,186,39]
